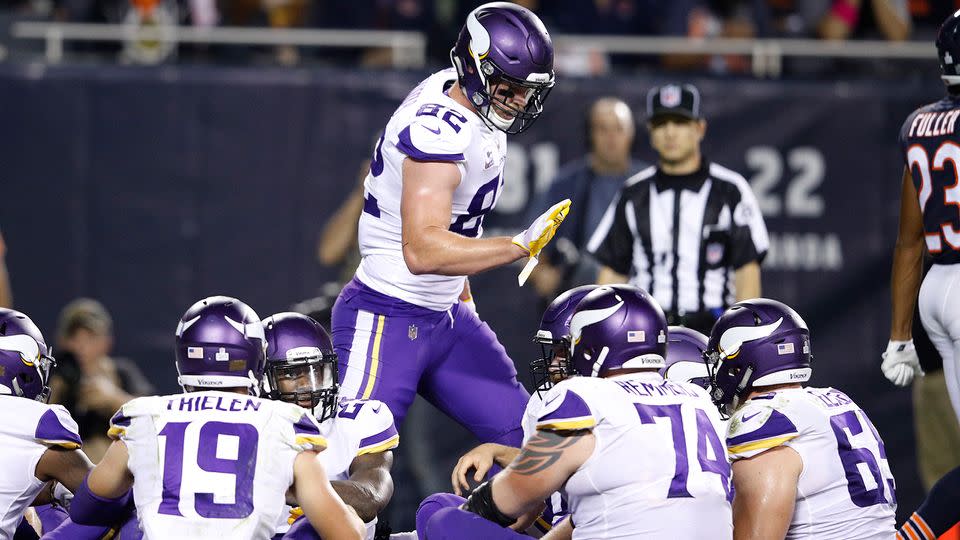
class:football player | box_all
[260,312,397,540]
[885,11,960,422]
[707,298,896,539]
[427,285,598,539]
[898,464,960,539]
[332,2,568,453]
[0,308,95,539]
[662,326,712,389]
[70,296,364,540]
[424,285,732,539]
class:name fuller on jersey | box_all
[909,109,960,138]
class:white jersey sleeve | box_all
[355,69,508,311]
[112,391,324,540]
[534,374,732,540]
[0,399,82,540]
[726,388,896,540]
[279,399,399,540]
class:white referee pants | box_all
[918,263,960,428]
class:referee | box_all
[587,83,769,334]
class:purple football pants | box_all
[424,506,528,540]
[332,278,529,446]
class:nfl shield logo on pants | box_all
[408,324,418,340]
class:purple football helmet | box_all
[569,285,668,377]
[0,308,55,402]
[262,312,339,421]
[531,285,600,395]
[175,296,266,393]
[705,298,812,414]
[450,2,554,134]
[661,326,711,389]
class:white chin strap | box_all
[486,107,515,130]
[944,75,960,86]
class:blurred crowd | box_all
[0,0,948,70]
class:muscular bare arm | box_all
[401,159,526,275]
[489,429,595,520]
[294,451,365,540]
[890,167,926,341]
[35,447,94,493]
[330,450,394,523]
[86,440,134,499]
[732,446,802,540]
[542,515,574,540]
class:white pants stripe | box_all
[339,309,375,400]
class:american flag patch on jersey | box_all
[187,347,203,359]
[627,331,645,343]
[777,343,795,355]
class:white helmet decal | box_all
[569,300,624,354]
[0,334,40,364]
[718,317,783,358]
[225,316,265,341]
[175,315,200,337]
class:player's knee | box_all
[416,493,465,538]
[423,507,468,540]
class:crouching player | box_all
[261,312,397,540]
[70,296,365,540]
[706,298,896,539]
[424,285,731,539]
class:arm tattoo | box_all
[507,430,585,476]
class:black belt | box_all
[666,310,719,335]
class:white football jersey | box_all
[109,391,326,540]
[275,398,399,540]
[0,398,81,540]
[726,387,896,540]
[536,373,732,540]
[355,68,507,311]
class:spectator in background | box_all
[0,231,12,308]
[768,0,911,40]
[526,97,645,305]
[49,298,152,461]
[218,0,309,64]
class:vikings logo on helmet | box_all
[662,326,711,389]
[0,309,55,402]
[450,2,555,134]
[175,295,266,393]
[531,285,600,395]
[567,285,668,378]
[705,298,812,415]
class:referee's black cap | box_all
[646,83,702,122]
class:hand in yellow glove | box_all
[287,506,304,525]
[512,199,571,286]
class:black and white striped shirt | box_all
[588,161,769,315]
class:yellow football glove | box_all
[287,506,304,525]
[512,199,571,286]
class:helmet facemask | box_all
[265,352,339,422]
[530,335,573,397]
